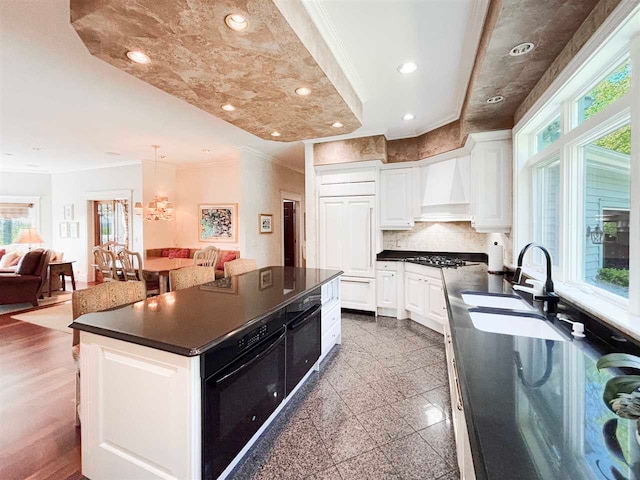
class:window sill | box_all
[521,266,640,341]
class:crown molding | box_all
[238,146,305,174]
[300,0,368,102]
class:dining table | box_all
[143,257,195,294]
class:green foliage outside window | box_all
[597,268,630,287]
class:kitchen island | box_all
[71,266,342,480]
[442,263,640,480]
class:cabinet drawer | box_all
[321,319,341,361]
[321,278,340,306]
[376,261,398,271]
[321,303,341,337]
[341,277,376,312]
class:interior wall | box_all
[174,154,243,252]
[51,164,143,281]
[0,171,52,246]
[240,150,305,267]
[142,160,177,250]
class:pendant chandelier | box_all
[134,145,174,221]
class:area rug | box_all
[0,291,72,316]
[12,302,74,334]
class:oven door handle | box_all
[289,305,321,330]
[214,329,286,385]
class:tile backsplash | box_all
[383,221,513,264]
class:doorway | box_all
[92,200,128,247]
[283,201,295,267]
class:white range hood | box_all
[417,156,471,222]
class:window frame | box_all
[0,195,41,247]
[513,17,640,328]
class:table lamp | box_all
[15,228,45,251]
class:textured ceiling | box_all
[462,0,601,132]
[70,0,362,143]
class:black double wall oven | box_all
[201,288,321,479]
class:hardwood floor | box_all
[0,299,82,479]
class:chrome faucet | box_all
[513,243,560,315]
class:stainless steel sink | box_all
[469,308,565,341]
[461,291,533,311]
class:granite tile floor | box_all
[230,313,459,480]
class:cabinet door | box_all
[380,169,413,229]
[427,279,446,325]
[376,270,397,308]
[404,272,425,316]
[343,197,375,277]
[319,198,345,271]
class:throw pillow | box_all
[0,249,5,261]
[174,248,190,258]
[16,250,42,275]
[0,251,21,268]
[216,251,238,270]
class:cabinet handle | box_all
[452,358,463,411]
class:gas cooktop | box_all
[403,255,471,268]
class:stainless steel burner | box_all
[403,255,468,268]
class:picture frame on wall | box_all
[63,204,74,220]
[259,213,273,234]
[59,222,69,238]
[68,222,79,239]
[198,203,238,243]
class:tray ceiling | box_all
[70,0,362,143]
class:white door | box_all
[380,168,413,229]
[404,272,426,316]
[319,198,345,271]
[376,270,397,308]
[427,280,447,324]
[343,197,375,278]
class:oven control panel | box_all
[238,324,268,350]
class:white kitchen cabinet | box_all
[376,270,397,308]
[319,196,375,278]
[444,321,476,480]
[340,276,376,312]
[404,272,426,316]
[427,280,447,323]
[379,168,414,230]
[469,134,512,233]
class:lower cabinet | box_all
[404,272,426,316]
[341,276,376,312]
[427,281,447,323]
[321,277,342,362]
[376,270,397,309]
[402,263,446,333]
[444,320,476,480]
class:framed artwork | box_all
[59,222,69,238]
[259,213,273,234]
[259,268,273,290]
[63,204,74,220]
[68,222,79,239]
[198,204,238,243]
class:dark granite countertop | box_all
[442,263,640,480]
[377,249,488,264]
[70,267,342,356]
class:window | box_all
[582,125,631,298]
[577,59,631,124]
[94,200,128,246]
[0,202,35,246]
[533,159,561,266]
[536,117,561,152]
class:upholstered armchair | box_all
[0,249,51,306]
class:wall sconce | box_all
[586,225,604,245]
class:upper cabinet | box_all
[469,134,512,233]
[379,168,414,229]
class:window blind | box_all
[0,203,34,220]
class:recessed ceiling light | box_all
[332,122,343,128]
[402,113,415,121]
[486,95,505,104]
[202,149,211,153]
[295,87,311,96]
[397,62,418,74]
[225,13,248,31]
[509,42,535,57]
[221,104,236,112]
[271,131,281,137]
[126,50,150,64]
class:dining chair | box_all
[194,246,220,267]
[117,248,142,281]
[71,281,146,426]
[92,246,120,281]
[224,258,257,277]
[169,265,217,291]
